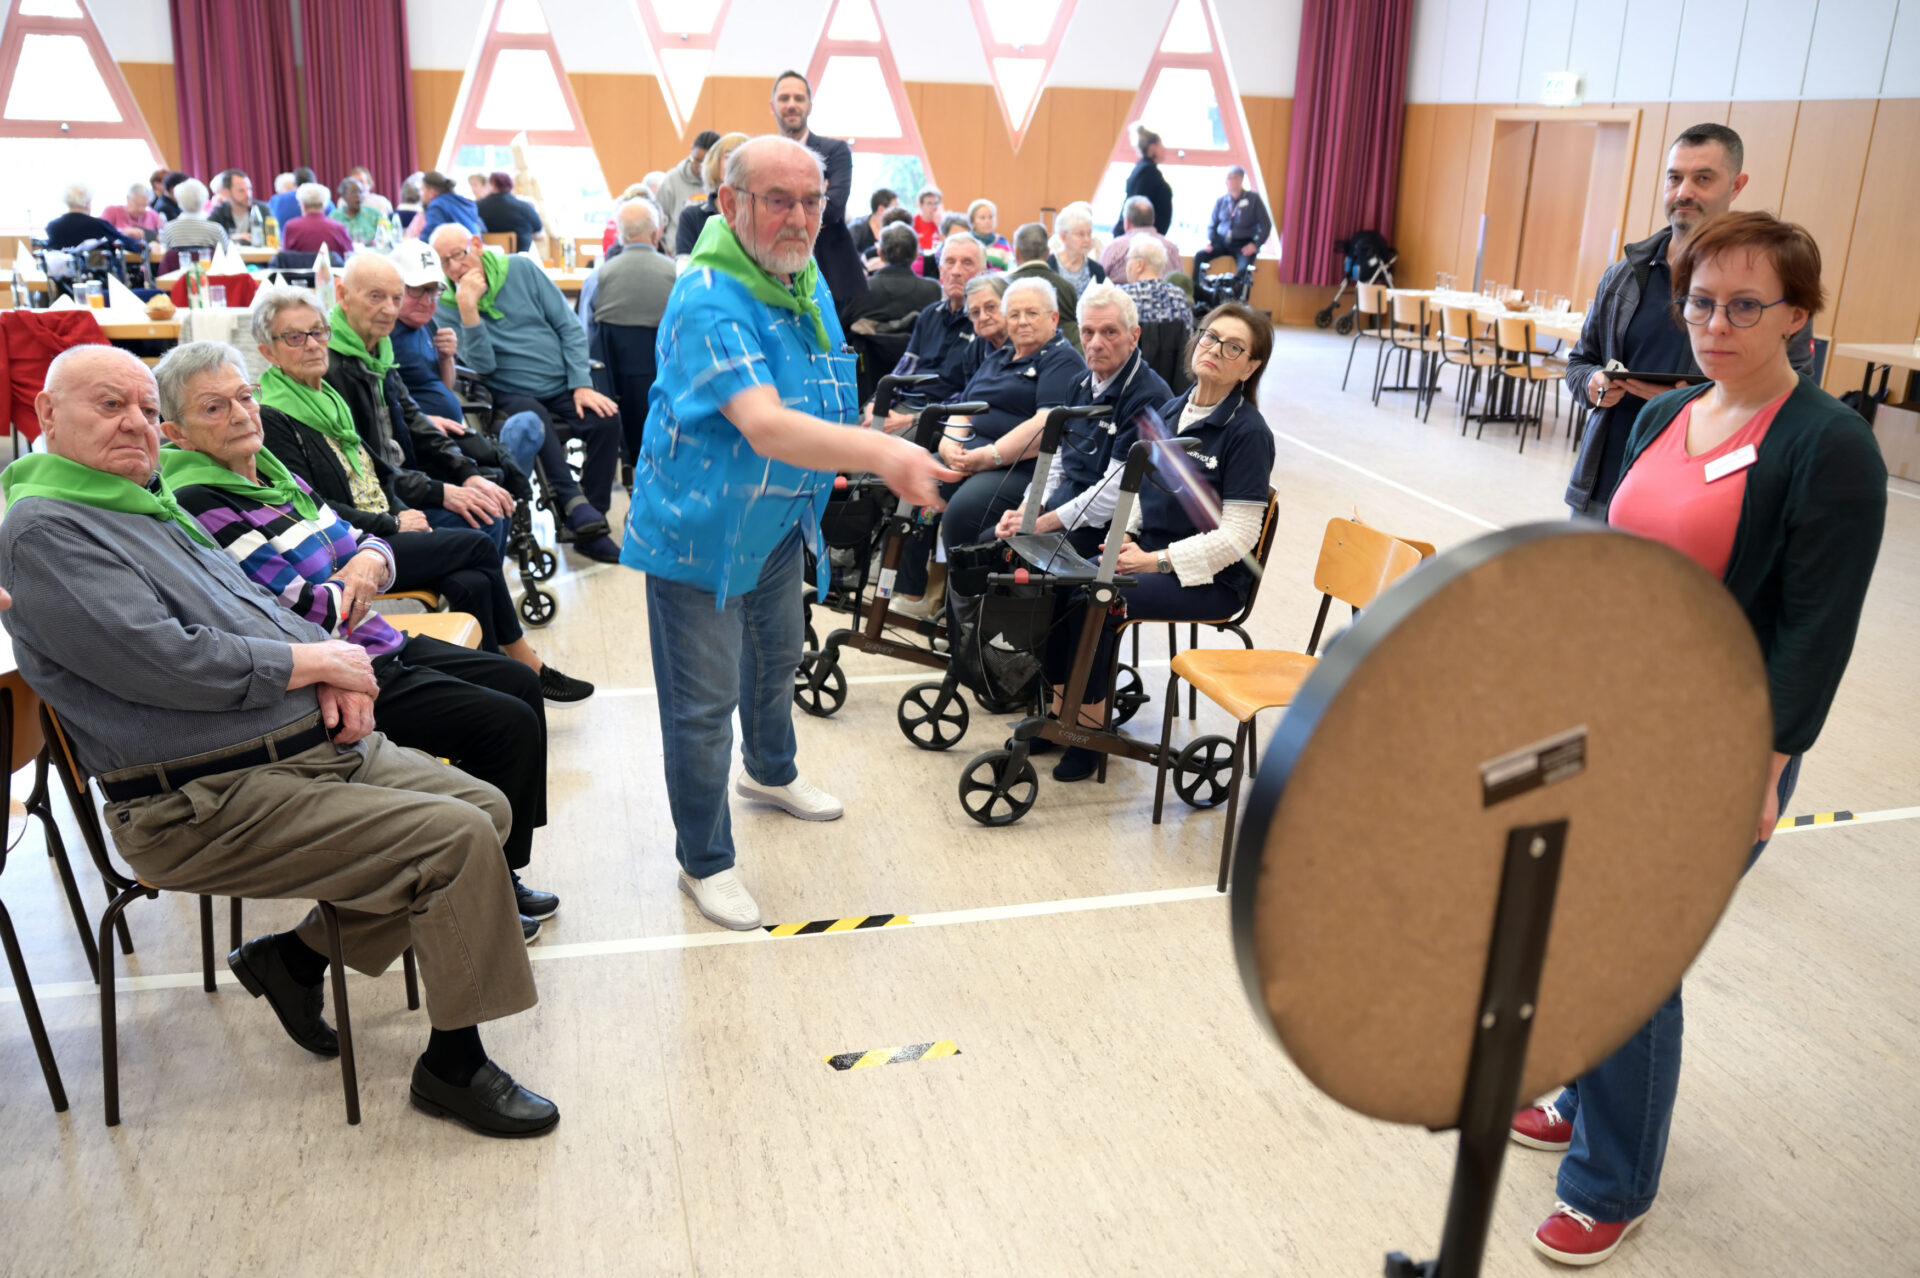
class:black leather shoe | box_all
[1052,746,1102,782]
[513,873,559,920]
[410,1058,559,1138]
[538,665,595,703]
[228,935,339,1057]
[521,914,541,945]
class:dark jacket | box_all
[1049,345,1174,509]
[259,403,409,539]
[324,348,478,509]
[1007,260,1083,352]
[840,264,939,330]
[44,212,142,253]
[1115,158,1173,236]
[477,191,544,253]
[803,131,869,309]
[1209,191,1272,246]
[1047,253,1107,287]
[1565,227,1816,515]
[1620,376,1885,755]
[675,202,718,256]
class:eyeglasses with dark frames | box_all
[1674,294,1789,328]
[1196,329,1248,360]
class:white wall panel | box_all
[1670,0,1743,100]
[1436,0,1489,101]
[1802,0,1896,98]
[1731,0,1814,99]
[408,0,487,70]
[1407,0,1454,103]
[1611,0,1682,99]
[1476,0,1529,101]
[1884,0,1920,97]
[545,2,653,74]
[70,0,174,63]
[1516,0,1575,102]
[1048,0,1170,91]
[1565,0,1626,102]
[1214,0,1301,97]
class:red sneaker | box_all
[1511,1101,1573,1151]
[1533,1202,1643,1266]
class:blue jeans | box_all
[1554,754,1802,1222]
[645,527,804,878]
[425,503,509,556]
[498,411,544,478]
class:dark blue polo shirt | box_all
[1597,252,1695,501]
[1048,346,1174,509]
[390,318,464,422]
[894,298,976,402]
[1135,386,1275,600]
[955,332,1086,445]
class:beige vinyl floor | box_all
[2,327,1916,1276]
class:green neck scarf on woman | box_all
[687,214,829,352]
[476,249,509,320]
[327,304,394,381]
[157,441,319,523]
[1,452,216,548]
[255,365,366,477]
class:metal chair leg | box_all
[31,784,99,981]
[0,898,67,1111]
[1217,720,1252,893]
[97,883,151,1127]
[1152,672,1180,824]
[403,947,420,1011]
[1188,624,1199,720]
[319,903,360,1125]
[230,898,242,953]
[198,895,215,993]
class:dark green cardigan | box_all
[1622,374,1886,755]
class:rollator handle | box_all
[871,372,935,419]
[1023,403,1116,534]
[910,400,990,452]
[1096,438,1205,586]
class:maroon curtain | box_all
[169,0,301,185]
[300,0,418,199]
[1278,0,1414,286]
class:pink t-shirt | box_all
[1608,390,1790,579]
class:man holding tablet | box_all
[1563,123,1815,517]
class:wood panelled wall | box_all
[1395,98,1920,395]
[119,62,181,178]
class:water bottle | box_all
[563,238,576,271]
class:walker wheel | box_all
[1174,734,1236,808]
[805,622,819,651]
[1334,313,1355,336]
[793,652,847,717]
[958,749,1039,827]
[1110,663,1149,727]
[517,588,557,629]
[530,548,558,581]
[1313,306,1335,329]
[898,682,970,751]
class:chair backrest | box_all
[39,703,130,890]
[1389,292,1427,330]
[1356,282,1387,316]
[1441,305,1477,342]
[1495,314,1535,356]
[481,232,516,255]
[1137,320,1193,393]
[1312,517,1425,611]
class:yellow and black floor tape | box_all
[826,1041,961,1071]
[764,914,910,937]
[1779,811,1856,829]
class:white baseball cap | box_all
[389,238,445,289]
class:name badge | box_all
[1703,444,1758,483]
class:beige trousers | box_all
[106,732,537,1030]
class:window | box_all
[805,0,934,203]
[1090,0,1272,257]
[441,0,612,237]
[968,0,1076,151]
[0,0,162,234]
[631,0,733,136]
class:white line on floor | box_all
[1269,430,1503,531]
[1888,484,1920,503]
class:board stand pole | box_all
[1385,819,1569,1278]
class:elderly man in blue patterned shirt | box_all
[621,135,956,931]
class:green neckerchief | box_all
[157,442,319,524]
[477,249,509,321]
[256,365,366,478]
[327,304,394,381]
[1,452,216,548]
[687,214,829,352]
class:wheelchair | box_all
[449,364,560,628]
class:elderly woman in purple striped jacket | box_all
[152,340,561,937]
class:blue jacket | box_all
[1209,191,1271,246]
[417,191,485,240]
[1049,347,1173,509]
[436,255,591,401]
[1136,385,1275,601]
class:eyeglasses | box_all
[1675,294,1789,328]
[404,283,443,300]
[439,248,469,267]
[273,326,331,348]
[1196,329,1248,360]
[739,188,824,219]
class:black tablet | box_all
[1617,370,1695,386]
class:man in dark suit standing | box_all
[770,70,869,312]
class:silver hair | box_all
[917,183,942,203]
[1077,282,1138,330]
[296,181,329,210]
[249,284,326,349]
[967,197,997,221]
[1055,202,1094,236]
[723,135,825,198]
[1002,276,1058,314]
[963,274,1007,302]
[616,197,659,243]
[173,179,210,213]
[274,172,297,192]
[126,182,148,202]
[63,182,90,210]
[154,341,252,423]
[1128,236,1168,274]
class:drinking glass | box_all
[1531,288,1546,310]
[208,284,227,308]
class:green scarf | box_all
[1,452,216,548]
[327,304,394,381]
[256,365,366,478]
[476,249,509,321]
[687,215,829,352]
[157,442,320,524]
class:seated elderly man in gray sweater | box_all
[0,345,558,1139]
[429,225,623,554]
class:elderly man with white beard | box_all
[620,135,958,931]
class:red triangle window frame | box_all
[0,0,160,146]
[804,0,930,167]
[441,0,596,165]
[630,0,734,139]
[967,0,1077,153]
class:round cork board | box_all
[1229,523,1773,1129]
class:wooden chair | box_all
[386,611,481,649]
[481,232,516,256]
[1487,315,1561,453]
[40,704,418,1127]
[1151,518,1425,889]
[1,668,106,979]
[1376,293,1445,415]
[1439,304,1499,429]
[1342,282,1394,392]
[0,682,67,1111]
[373,588,444,613]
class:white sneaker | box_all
[733,772,844,821]
[678,868,763,930]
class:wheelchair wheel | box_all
[518,588,557,629]
[1110,663,1149,727]
[1173,735,1235,809]
[898,681,970,751]
[958,749,1038,827]
[793,651,847,717]
[530,548,558,582]
[1334,312,1355,336]
[1313,305,1335,329]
